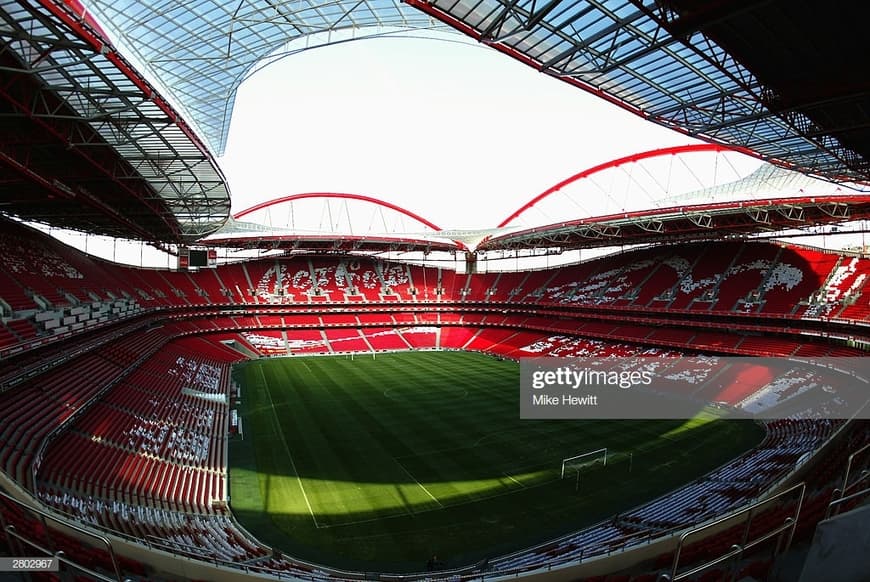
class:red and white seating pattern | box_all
[37,490,268,563]
[242,330,287,356]
[36,340,236,513]
[2,214,869,366]
[802,253,870,319]
[738,368,833,414]
[0,216,867,579]
[285,329,331,355]
[0,327,168,485]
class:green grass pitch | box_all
[228,351,764,572]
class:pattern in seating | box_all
[36,340,238,512]
[1,216,868,337]
[0,216,868,580]
[0,328,168,485]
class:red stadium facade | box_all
[1,0,869,581]
[1,216,869,580]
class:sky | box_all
[217,32,710,232]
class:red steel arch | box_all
[233,192,443,232]
[497,144,750,228]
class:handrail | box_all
[667,481,805,581]
[1,530,119,582]
[826,483,870,520]
[0,490,124,581]
[839,442,870,498]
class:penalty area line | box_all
[502,472,526,489]
[394,459,443,508]
[261,367,323,529]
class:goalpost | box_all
[560,447,607,479]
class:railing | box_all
[825,483,870,520]
[658,481,806,582]
[838,442,870,497]
[0,489,124,582]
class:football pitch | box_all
[228,351,764,572]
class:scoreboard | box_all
[177,248,217,269]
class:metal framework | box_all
[479,194,870,251]
[4,0,869,246]
[206,191,466,253]
[233,192,444,231]
[475,143,870,251]
[497,143,742,228]
[201,172,870,253]
[80,0,870,182]
[80,0,454,156]
[405,0,870,183]
[0,0,231,243]
[201,232,462,254]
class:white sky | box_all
[218,33,704,231]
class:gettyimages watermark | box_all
[519,356,870,420]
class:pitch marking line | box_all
[260,367,322,529]
[394,459,443,508]
[319,471,562,529]
[502,472,526,489]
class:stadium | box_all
[1,0,869,581]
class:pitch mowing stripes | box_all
[334,360,478,515]
[259,365,321,527]
[234,363,319,533]
[279,388,412,523]
[280,358,441,523]
[231,351,766,570]
[319,381,442,522]
[268,353,530,521]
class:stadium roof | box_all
[478,194,870,251]
[202,192,466,253]
[202,147,870,254]
[2,0,868,249]
[0,0,230,243]
[207,192,870,254]
[79,0,453,156]
[81,0,870,184]
[407,0,870,184]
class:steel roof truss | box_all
[774,205,804,222]
[745,208,770,224]
[685,213,712,228]
[818,203,849,220]
[635,218,663,232]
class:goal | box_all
[560,447,607,479]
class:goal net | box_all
[560,448,607,479]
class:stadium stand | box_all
[363,327,413,351]
[4,0,870,576]
[5,216,868,329]
[241,330,288,357]
[484,419,867,580]
[0,216,868,581]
